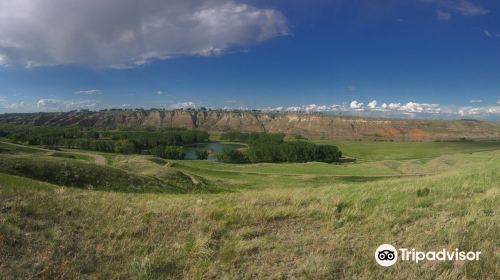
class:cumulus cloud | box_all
[169,101,197,109]
[36,99,98,111]
[388,103,401,110]
[454,106,500,117]
[349,100,364,110]
[470,99,482,103]
[262,99,500,120]
[0,0,289,68]
[367,100,377,109]
[400,102,440,113]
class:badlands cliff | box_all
[1,110,499,141]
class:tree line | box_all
[218,132,342,163]
[0,124,209,159]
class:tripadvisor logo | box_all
[375,244,482,267]
[375,244,398,267]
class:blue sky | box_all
[0,0,499,119]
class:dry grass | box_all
[0,150,498,279]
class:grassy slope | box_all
[0,154,185,193]
[0,147,499,279]
[308,140,500,161]
[0,141,94,162]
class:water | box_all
[184,142,246,160]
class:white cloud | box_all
[262,99,500,120]
[455,106,500,117]
[169,101,197,109]
[425,0,489,18]
[350,100,364,110]
[75,89,101,95]
[388,103,401,110]
[36,99,98,111]
[470,99,482,103]
[452,0,489,16]
[399,102,441,113]
[367,100,377,109]
[436,9,452,20]
[483,30,500,38]
[0,0,288,68]
[3,101,27,110]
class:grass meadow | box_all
[0,140,499,279]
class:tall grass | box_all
[0,150,498,279]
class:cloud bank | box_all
[1,97,499,120]
[75,89,102,95]
[262,100,500,120]
[36,99,98,111]
[0,0,288,68]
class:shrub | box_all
[216,149,248,163]
[114,139,137,154]
[163,146,185,160]
[417,188,430,197]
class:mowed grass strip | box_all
[307,140,500,160]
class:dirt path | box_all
[69,151,107,166]
[0,141,106,166]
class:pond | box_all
[184,142,246,160]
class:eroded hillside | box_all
[1,110,499,141]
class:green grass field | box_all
[308,139,500,160]
[0,140,498,279]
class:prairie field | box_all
[0,140,499,279]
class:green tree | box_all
[195,150,209,160]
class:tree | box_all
[114,140,137,154]
[195,150,209,160]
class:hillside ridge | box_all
[1,110,499,141]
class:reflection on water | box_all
[184,142,245,160]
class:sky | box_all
[0,0,499,120]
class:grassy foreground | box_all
[0,147,499,279]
